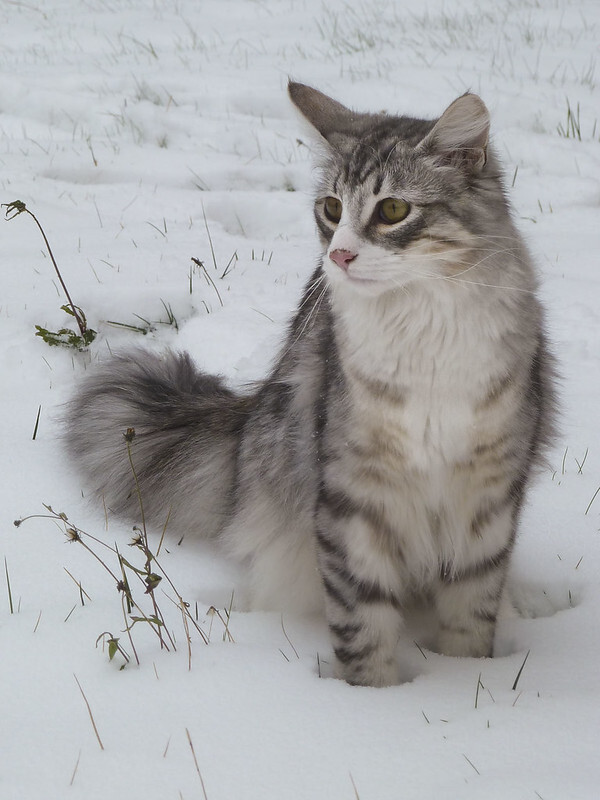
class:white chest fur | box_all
[332,281,515,471]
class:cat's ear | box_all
[419,93,490,173]
[288,81,366,145]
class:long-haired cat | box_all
[66,82,556,686]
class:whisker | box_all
[382,140,403,174]
[373,250,537,295]
[442,276,536,294]
[289,283,328,350]
[297,273,326,310]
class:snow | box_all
[1,0,599,797]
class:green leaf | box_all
[129,615,164,627]
[145,573,162,593]
[118,555,147,576]
[34,325,97,351]
[108,638,119,661]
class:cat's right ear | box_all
[418,93,490,173]
[288,81,364,146]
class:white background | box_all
[1,1,599,797]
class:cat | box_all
[66,82,557,687]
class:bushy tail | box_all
[65,349,250,537]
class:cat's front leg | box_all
[434,522,513,658]
[316,494,402,687]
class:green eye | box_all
[323,196,342,223]
[378,198,410,224]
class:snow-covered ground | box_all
[1,1,599,797]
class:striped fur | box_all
[65,83,557,686]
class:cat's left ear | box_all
[418,93,490,173]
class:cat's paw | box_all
[437,626,493,659]
[335,655,401,687]
[506,580,579,619]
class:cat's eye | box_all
[378,198,410,224]
[323,196,342,224]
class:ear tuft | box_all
[421,93,490,173]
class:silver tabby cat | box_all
[66,83,557,687]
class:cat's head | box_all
[289,82,506,296]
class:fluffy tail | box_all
[65,349,249,537]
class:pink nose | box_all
[329,249,357,270]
